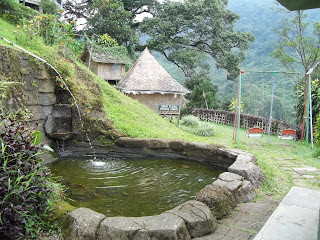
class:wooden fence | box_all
[192,108,293,135]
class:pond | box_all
[50,158,224,217]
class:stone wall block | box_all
[169,140,187,151]
[44,115,57,135]
[23,90,40,106]
[32,68,50,80]
[19,55,29,68]
[98,217,149,240]
[22,75,37,91]
[98,213,191,240]
[40,93,56,106]
[116,137,148,148]
[213,172,256,203]
[42,105,53,118]
[38,79,55,93]
[27,105,44,121]
[228,154,266,187]
[238,180,256,203]
[52,104,72,132]
[195,184,237,220]
[167,200,217,238]
[66,208,105,240]
[147,138,169,149]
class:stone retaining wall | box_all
[65,138,266,239]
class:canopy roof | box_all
[117,48,190,95]
[277,0,320,10]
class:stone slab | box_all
[254,187,320,240]
[294,167,320,175]
[281,186,320,211]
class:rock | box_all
[238,180,256,202]
[38,79,55,93]
[195,184,237,219]
[213,172,256,203]
[167,200,217,238]
[23,90,40,105]
[116,137,148,148]
[42,105,53,118]
[97,213,191,240]
[22,74,37,91]
[147,138,169,149]
[52,104,72,132]
[32,68,50,80]
[168,140,187,151]
[44,114,57,135]
[27,105,44,121]
[66,207,105,240]
[228,154,266,187]
[40,93,56,106]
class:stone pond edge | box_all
[65,138,266,240]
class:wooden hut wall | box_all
[128,93,181,113]
[97,63,124,80]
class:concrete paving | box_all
[194,198,279,240]
[254,186,320,240]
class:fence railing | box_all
[192,108,293,135]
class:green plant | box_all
[193,122,215,137]
[180,115,200,127]
[229,98,244,112]
[0,114,57,239]
[99,33,119,47]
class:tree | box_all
[182,72,219,115]
[271,10,320,74]
[139,0,254,80]
[85,0,135,47]
[63,0,158,47]
[271,10,320,126]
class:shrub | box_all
[0,114,54,239]
[193,122,215,137]
[180,115,200,127]
[180,116,215,137]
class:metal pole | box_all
[306,81,310,145]
[237,71,244,148]
[308,74,314,148]
[233,108,237,140]
[267,74,276,144]
[234,75,241,140]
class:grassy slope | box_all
[1,18,319,201]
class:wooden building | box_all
[117,48,190,120]
[17,0,62,11]
[81,46,131,85]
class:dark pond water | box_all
[50,158,224,217]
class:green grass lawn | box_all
[209,123,320,200]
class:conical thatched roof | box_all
[117,48,190,95]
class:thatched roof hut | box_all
[117,48,190,117]
[81,46,131,85]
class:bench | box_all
[247,127,264,138]
[278,129,296,140]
